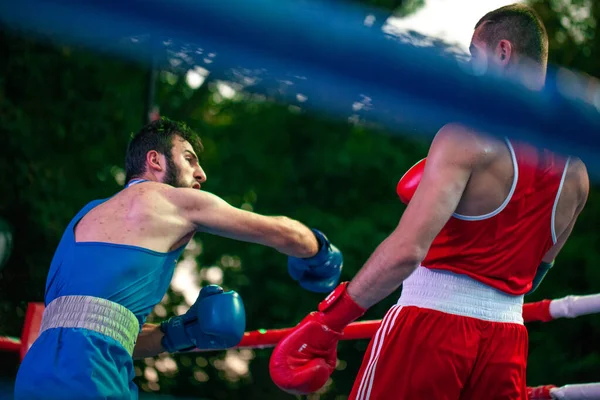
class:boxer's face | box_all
[469,26,489,76]
[470,23,513,78]
[162,135,206,190]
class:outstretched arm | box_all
[347,124,487,308]
[163,188,319,258]
[159,185,344,293]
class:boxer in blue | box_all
[14,118,342,399]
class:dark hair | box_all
[475,4,548,66]
[125,118,203,182]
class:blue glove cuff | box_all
[288,229,343,292]
[160,316,194,353]
[302,229,332,265]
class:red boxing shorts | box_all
[349,267,528,400]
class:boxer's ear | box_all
[146,150,165,173]
[494,39,512,67]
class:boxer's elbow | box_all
[272,217,318,258]
[389,242,426,274]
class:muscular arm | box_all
[133,324,165,359]
[347,124,488,308]
[163,188,319,258]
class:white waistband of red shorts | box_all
[397,266,524,324]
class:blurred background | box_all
[0,0,599,399]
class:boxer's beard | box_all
[162,156,185,188]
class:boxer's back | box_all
[74,180,196,253]
[455,136,584,240]
[45,181,189,324]
[421,133,587,294]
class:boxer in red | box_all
[269,4,590,399]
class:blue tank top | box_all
[44,181,187,328]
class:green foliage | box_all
[530,0,599,76]
[393,0,425,18]
[1,0,599,398]
[0,28,146,328]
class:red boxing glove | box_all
[269,282,366,395]
[396,158,426,204]
[527,385,556,400]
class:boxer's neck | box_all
[125,179,149,188]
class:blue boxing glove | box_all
[288,229,343,293]
[160,285,245,353]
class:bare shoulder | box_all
[436,122,493,140]
[130,182,221,211]
[431,123,499,167]
[123,181,174,207]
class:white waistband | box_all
[397,267,524,324]
[39,295,139,355]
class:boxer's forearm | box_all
[347,235,422,309]
[133,323,167,359]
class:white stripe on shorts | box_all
[356,305,403,400]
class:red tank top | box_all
[421,138,569,295]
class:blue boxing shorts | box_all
[14,296,140,400]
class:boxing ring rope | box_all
[232,293,600,348]
[0,303,44,362]
[1,294,599,399]
[3,0,600,170]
